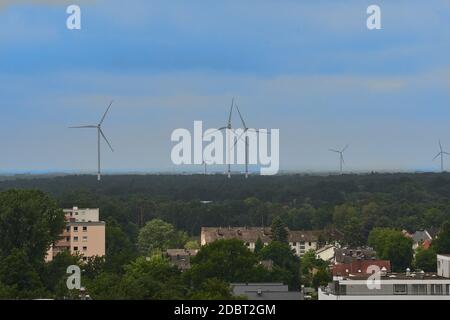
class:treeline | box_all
[0,173,449,243]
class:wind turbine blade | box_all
[235,104,247,129]
[443,152,450,155]
[439,140,443,152]
[203,127,227,138]
[68,125,97,129]
[99,100,114,125]
[433,153,441,161]
[231,129,247,149]
[99,128,114,152]
[329,149,340,153]
[341,154,345,165]
[248,128,271,134]
[342,144,349,152]
[228,98,234,125]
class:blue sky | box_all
[0,0,450,173]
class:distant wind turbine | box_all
[204,98,235,178]
[329,145,349,174]
[433,140,450,172]
[233,103,270,179]
[69,101,114,181]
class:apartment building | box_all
[200,227,340,257]
[46,207,105,262]
[319,254,450,300]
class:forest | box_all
[0,173,450,299]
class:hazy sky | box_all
[1,0,450,174]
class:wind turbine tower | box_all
[329,145,349,174]
[69,101,114,181]
[433,140,450,172]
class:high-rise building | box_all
[46,207,105,262]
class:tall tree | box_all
[0,189,66,265]
[434,220,450,254]
[271,216,288,243]
[368,228,413,272]
[137,219,187,255]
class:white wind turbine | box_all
[69,101,114,181]
[329,145,349,174]
[204,98,235,178]
[233,103,269,179]
[433,140,450,172]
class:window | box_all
[74,236,78,242]
[73,246,78,251]
[66,226,70,232]
[74,226,78,232]
[308,242,312,246]
[83,246,87,251]
[292,242,297,246]
[300,241,305,245]
[83,226,88,232]
[412,284,427,295]
[432,284,443,295]
[245,242,250,247]
[446,284,450,295]
[394,284,407,295]
[66,236,70,242]
[82,257,87,261]
[83,236,88,242]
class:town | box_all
[1,173,449,300]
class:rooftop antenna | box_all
[329,144,349,174]
[433,139,450,172]
[69,101,114,181]
[233,103,270,179]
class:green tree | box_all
[254,237,264,255]
[414,247,437,272]
[271,216,288,243]
[0,189,66,265]
[186,239,260,288]
[120,254,187,299]
[41,250,81,296]
[0,248,47,299]
[368,228,413,272]
[260,241,300,289]
[434,220,450,254]
[188,278,238,300]
[312,267,331,288]
[137,219,187,255]
[105,222,137,273]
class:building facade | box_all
[46,207,106,262]
[200,227,340,257]
[319,255,450,300]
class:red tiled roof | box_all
[332,260,391,276]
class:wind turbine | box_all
[69,101,114,181]
[233,103,269,179]
[433,140,450,172]
[202,159,212,175]
[329,145,349,174]
[204,98,235,178]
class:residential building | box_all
[165,249,198,271]
[46,207,106,262]
[316,245,337,262]
[331,259,391,277]
[438,254,450,278]
[200,227,340,257]
[319,254,450,300]
[231,283,302,300]
[334,247,377,264]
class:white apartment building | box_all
[319,254,450,300]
